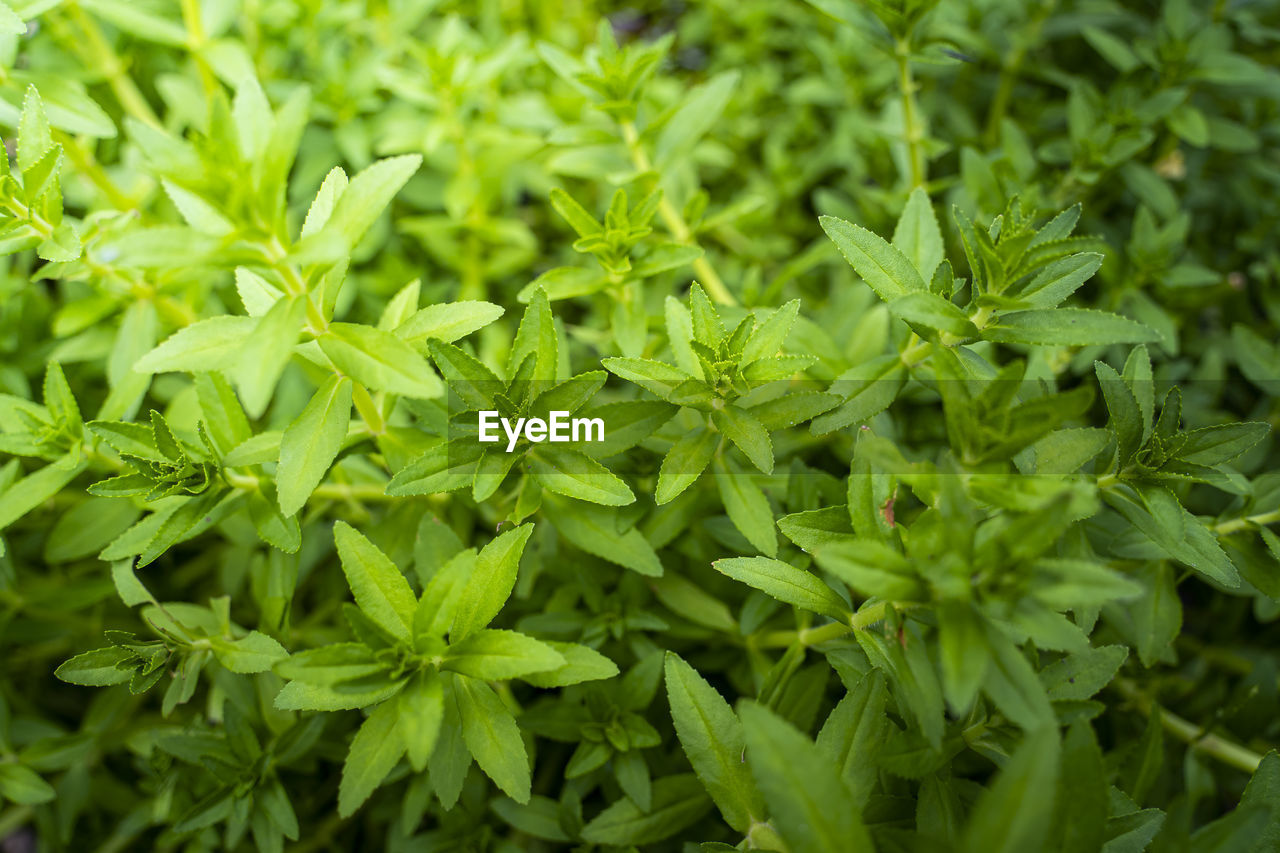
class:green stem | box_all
[63,3,162,128]
[54,130,136,210]
[619,120,736,306]
[351,382,386,435]
[1113,677,1266,774]
[895,39,926,191]
[758,600,904,648]
[179,0,218,95]
[0,805,33,838]
[984,0,1057,146]
[1214,507,1280,536]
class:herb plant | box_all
[1,0,1279,850]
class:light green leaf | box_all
[655,71,739,164]
[715,460,777,557]
[665,653,763,832]
[543,495,662,576]
[984,308,1157,346]
[399,672,444,772]
[739,702,873,853]
[820,214,927,300]
[294,154,423,262]
[580,774,712,846]
[233,295,305,418]
[276,375,352,517]
[334,521,417,642]
[528,446,635,506]
[319,322,442,399]
[453,675,530,803]
[450,524,533,640]
[713,556,851,622]
[0,763,56,805]
[656,426,718,504]
[892,187,944,281]
[521,642,619,688]
[395,301,504,348]
[961,726,1060,853]
[337,698,405,817]
[134,317,256,374]
[712,404,773,474]
[211,631,288,674]
[442,629,565,680]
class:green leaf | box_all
[820,214,927,300]
[1051,721,1109,853]
[890,292,977,338]
[233,295,305,418]
[134,317,256,374]
[0,2,24,36]
[543,495,662,576]
[713,556,851,622]
[983,308,1157,346]
[656,426,718,504]
[739,701,874,853]
[580,774,712,846]
[395,301,504,348]
[54,646,133,686]
[319,323,442,399]
[602,356,690,399]
[441,629,565,680]
[892,187,944,281]
[294,154,423,263]
[399,673,444,772]
[1040,645,1128,701]
[276,375,353,517]
[450,524,533,640]
[742,299,800,363]
[334,521,417,642]
[811,539,923,601]
[961,726,1060,853]
[715,460,777,557]
[453,675,531,804]
[1018,253,1103,308]
[521,641,619,688]
[1096,362,1143,466]
[712,405,773,474]
[982,626,1055,730]
[0,763,56,805]
[337,698,405,817]
[655,71,739,164]
[211,631,288,674]
[79,0,186,45]
[937,602,990,713]
[528,446,635,506]
[0,454,88,532]
[665,653,763,832]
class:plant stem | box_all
[1214,507,1280,535]
[983,0,1057,146]
[895,39,926,191]
[351,382,386,435]
[179,0,218,95]
[54,130,136,210]
[0,805,33,839]
[1113,677,1266,774]
[619,120,736,306]
[63,3,162,128]
[758,600,904,648]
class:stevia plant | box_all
[0,1,1279,851]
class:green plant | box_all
[1,0,1279,850]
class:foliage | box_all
[1,0,1279,850]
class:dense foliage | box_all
[1,0,1279,849]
